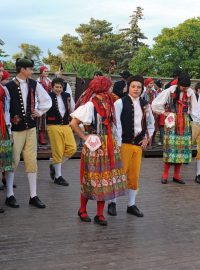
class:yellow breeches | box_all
[47,125,77,164]
[12,127,37,172]
[120,143,142,190]
[191,122,200,160]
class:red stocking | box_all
[79,193,88,217]
[174,164,182,179]
[96,201,105,218]
[162,163,171,179]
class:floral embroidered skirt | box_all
[163,115,192,164]
[0,134,13,171]
[80,135,127,201]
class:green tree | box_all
[152,17,200,77]
[12,43,43,68]
[129,45,155,76]
[119,7,147,69]
[43,50,62,71]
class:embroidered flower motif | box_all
[11,115,21,125]
[91,180,96,187]
[102,179,108,186]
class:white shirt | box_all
[152,85,198,116]
[57,95,66,117]
[4,77,52,119]
[114,95,155,146]
[65,83,75,112]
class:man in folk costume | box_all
[191,82,200,184]
[47,78,77,186]
[70,76,127,226]
[108,75,155,217]
[152,73,198,184]
[4,58,52,208]
[0,63,13,213]
[37,66,52,145]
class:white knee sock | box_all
[197,160,200,176]
[54,163,62,178]
[127,189,137,207]
[62,157,69,164]
[6,171,14,198]
[109,198,117,204]
[27,173,37,198]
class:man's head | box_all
[16,58,34,78]
[127,75,144,98]
[51,77,64,95]
[119,70,131,81]
[178,73,191,92]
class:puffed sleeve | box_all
[113,99,123,146]
[152,88,171,114]
[146,104,155,138]
[70,101,94,125]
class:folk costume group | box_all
[0,58,200,227]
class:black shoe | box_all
[94,215,108,226]
[29,196,46,208]
[5,195,19,208]
[2,178,16,188]
[127,205,144,217]
[54,176,69,186]
[195,175,200,184]
[108,202,117,216]
[49,164,55,180]
[78,210,91,222]
[161,178,168,184]
[0,207,5,213]
[173,177,185,184]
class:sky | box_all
[0,0,199,60]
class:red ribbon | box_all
[176,92,188,136]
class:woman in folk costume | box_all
[0,63,13,213]
[70,76,127,226]
[37,66,52,145]
[152,73,198,184]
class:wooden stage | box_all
[0,157,200,270]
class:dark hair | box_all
[154,79,163,89]
[94,71,103,77]
[172,67,183,78]
[16,57,34,74]
[195,82,200,92]
[51,77,64,88]
[127,75,144,93]
[178,72,191,87]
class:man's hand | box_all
[139,138,149,150]
[31,110,41,118]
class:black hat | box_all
[155,79,163,88]
[178,73,191,87]
[94,71,103,77]
[16,57,34,68]
[172,67,183,78]
[119,70,131,79]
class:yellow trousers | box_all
[191,122,200,160]
[12,127,37,172]
[47,125,77,164]
[121,143,142,190]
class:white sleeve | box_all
[3,86,12,134]
[114,99,123,146]
[152,88,171,114]
[146,104,155,138]
[66,83,75,112]
[190,91,199,121]
[70,102,94,125]
[35,82,52,116]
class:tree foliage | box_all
[129,17,200,77]
[12,43,43,68]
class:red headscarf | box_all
[2,70,10,81]
[0,84,6,139]
[40,66,48,74]
[77,76,116,169]
[144,77,154,87]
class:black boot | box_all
[5,195,19,208]
[195,175,200,184]
[29,196,46,208]
[108,202,117,216]
[127,205,144,217]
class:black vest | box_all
[6,78,37,131]
[121,95,148,145]
[46,92,70,125]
